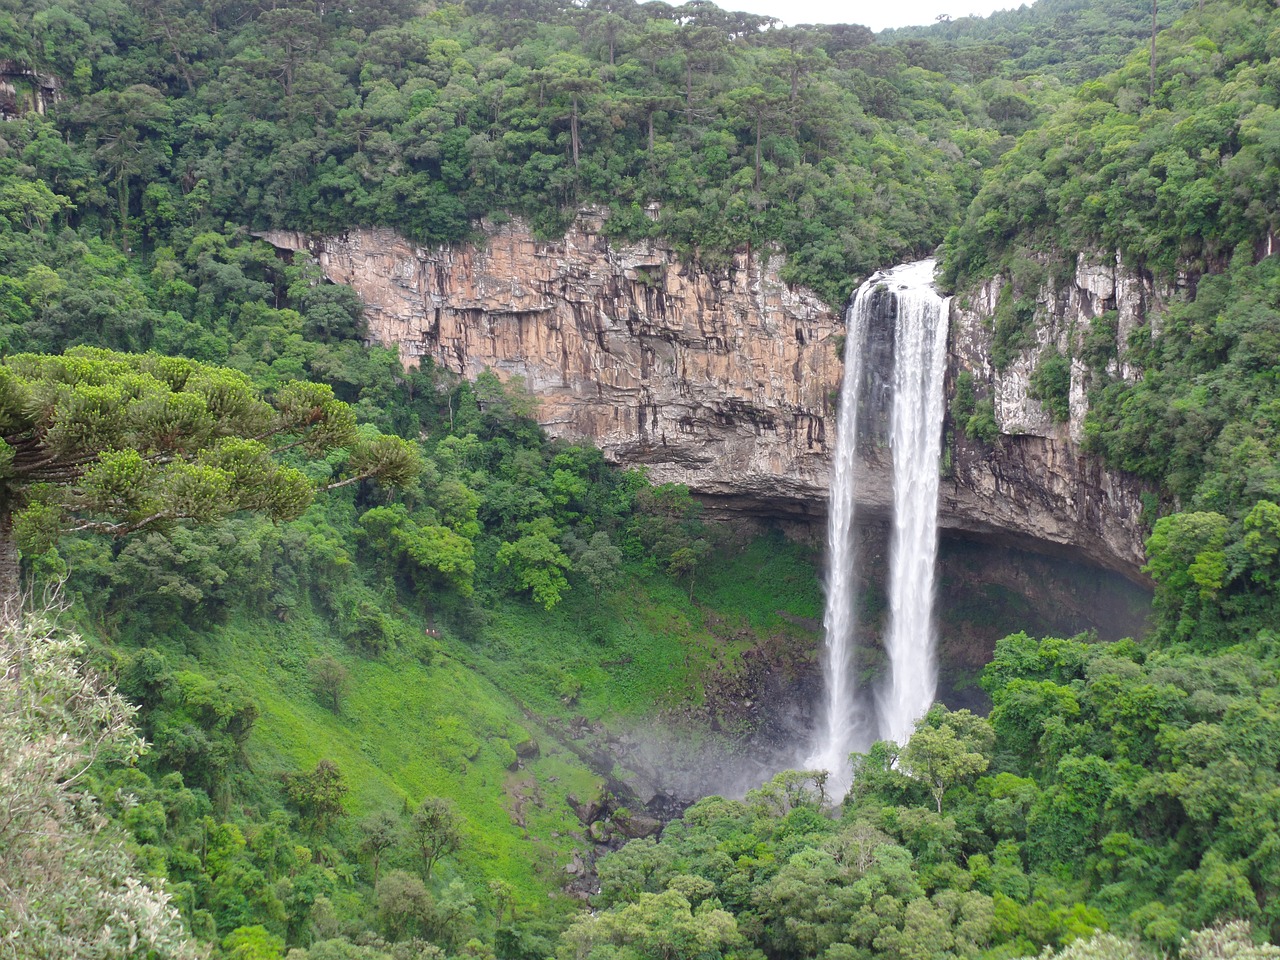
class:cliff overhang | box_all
[261,218,1153,582]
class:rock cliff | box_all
[262,217,841,515]
[262,221,1156,579]
[944,251,1164,578]
[0,60,58,120]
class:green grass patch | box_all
[193,610,599,913]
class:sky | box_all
[722,0,1021,32]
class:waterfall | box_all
[807,259,949,792]
[878,261,950,747]
[805,285,872,788]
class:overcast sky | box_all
[725,0,1022,32]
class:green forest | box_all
[4,0,1280,958]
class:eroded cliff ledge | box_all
[944,252,1163,581]
[262,219,1153,579]
[263,216,840,513]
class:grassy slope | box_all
[181,530,825,912]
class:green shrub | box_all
[966,400,1001,444]
[991,284,1041,371]
[1030,348,1073,423]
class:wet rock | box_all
[611,811,663,840]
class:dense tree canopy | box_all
[0,347,419,610]
[2,0,1280,957]
[0,0,1045,305]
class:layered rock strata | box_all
[262,217,841,514]
[944,252,1165,577]
[263,222,1155,579]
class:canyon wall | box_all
[262,219,1156,579]
[263,216,841,514]
[943,251,1165,578]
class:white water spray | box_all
[878,261,950,747]
[807,259,949,791]
[805,287,871,789]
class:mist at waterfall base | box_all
[807,260,951,795]
[593,259,1138,807]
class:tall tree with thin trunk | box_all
[542,53,601,170]
[409,797,463,881]
[71,85,172,252]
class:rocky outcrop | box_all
[261,217,842,515]
[262,221,1156,579]
[0,61,58,120]
[945,252,1165,577]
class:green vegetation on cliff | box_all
[0,0,1032,306]
[4,0,1280,957]
[944,0,1280,285]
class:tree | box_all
[281,759,349,835]
[222,925,286,960]
[496,517,572,610]
[430,878,479,948]
[357,504,476,597]
[541,53,601,169]
[0,178,74,231]
[558,887,744,960]
[1148,0,1157,101]
[901,710,991,813]
[376,870,434,941]
[71,85,173,251]
[724,79,786,193]
[567,530,623,598]
[1181,921,1280,960]
[0,609,200,958]
[667,538,709,601]
[0,348,420,617]
[632,483,707,584]
[360,809,404,887]
[309,655,350,714]
[256,8,322,99]
[409,797,463,881]
[1143,511,1230,638]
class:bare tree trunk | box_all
[118,173,131,253]
[571,95,580,167]
[754,113,762,192]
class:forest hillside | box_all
[3,0,1280,958]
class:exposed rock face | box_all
[945,252,1165,577]
[261,217,840,514]
[0,60,58,120]
[262,222,1156,579]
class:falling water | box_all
[805,283,871,789]
[877,261,950,748]
[807,259,949,792]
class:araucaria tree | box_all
[0,347,420,613]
